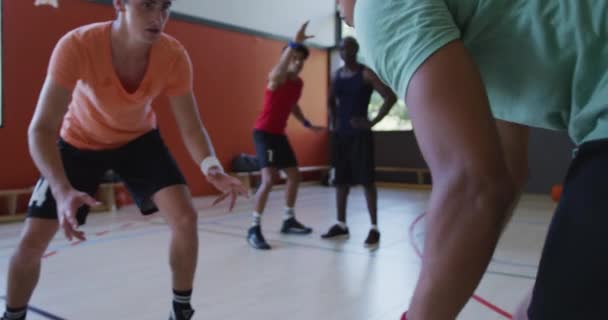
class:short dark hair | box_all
[283,43,310,59]
[341,36,359,51]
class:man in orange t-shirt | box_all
[2,1,245,320]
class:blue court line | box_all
[0,296,66,320]
[200,223,538,280]
[509,217,552,226]
[0,212,252,261]
[491,258,538,269]
[44,226,168,252]
[0,210,540,279]
[485,270,536,280]
[0,226,168,261]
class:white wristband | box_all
[200,156,224,176]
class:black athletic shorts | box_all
[27,130,186,225]
[528,138,608,319]
[331,131,375,186]
[253,129,298,169]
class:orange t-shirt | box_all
[48,21,193,150]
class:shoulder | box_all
[360,64,379,82]
[333,67,344,79]
[294,77,304,90]
[157,33,190,59]
[288,76,304,89]
[360,64,372,75]
[64,21,111,47]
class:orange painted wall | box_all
[0,0,329,197]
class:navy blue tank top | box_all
[332,66,374,134]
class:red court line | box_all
[41,222,137,259]
[118,222,134,230]
[408,212,513,319]
[70,240,84,246]
[472,295,513,319]
[42,251,57,259]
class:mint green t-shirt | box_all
[354,0,608,145]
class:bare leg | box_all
[363,184,378,225]
[6,219,58,309]
[283,166,300,209]
[254,167,278,214]
[153,185,198,291]
[336,185,350,223]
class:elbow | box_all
[267,72,276,82]
[435,166,518,227]
[387,94,398,106]
[27,122,52,141]
[471,174,517,221]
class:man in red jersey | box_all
[248,22,323,250]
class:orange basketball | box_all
[114,184,133,207]
[551,184,563,202]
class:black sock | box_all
[3,306,26,320]
[173,289,193,310]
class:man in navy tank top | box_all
[321,37,396,247]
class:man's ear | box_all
[114,0,126,13]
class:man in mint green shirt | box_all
[338,0,608,319]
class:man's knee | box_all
[258,179,274,193]
[171,209,198,230]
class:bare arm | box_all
[267,21,314,91]
[169,92,247,206]
[169,92,215,166]
[327,72,337,130]
[363,67,397,127]
[29,78,99,240]
[267,49,297,91]
[291,104,323,131]
[291,104,309,126]
[28,78,73,196]
[404,40,516,319]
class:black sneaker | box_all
[169,308,195,320]
[364,229,380,247]
[2,309,26,320]
[247,225,271,250]
[280,217,313,234]
[169,309,194,320]
[321,224,349,239]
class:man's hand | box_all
[206,169,249,211]
[294,21,315,43]
[55,187,100,241]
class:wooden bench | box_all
[91,182,122,212]
[375,166,430,185]
[0,188,34,218]
[229,165,431,193]
[0,183,122,224]
[230,165,331,194]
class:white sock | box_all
[3,307,26,320]
[337,221,347,229]
[284,207,295,220]
[371,224,378,231]
[252,212,262,226]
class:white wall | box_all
[171,0,337,47]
